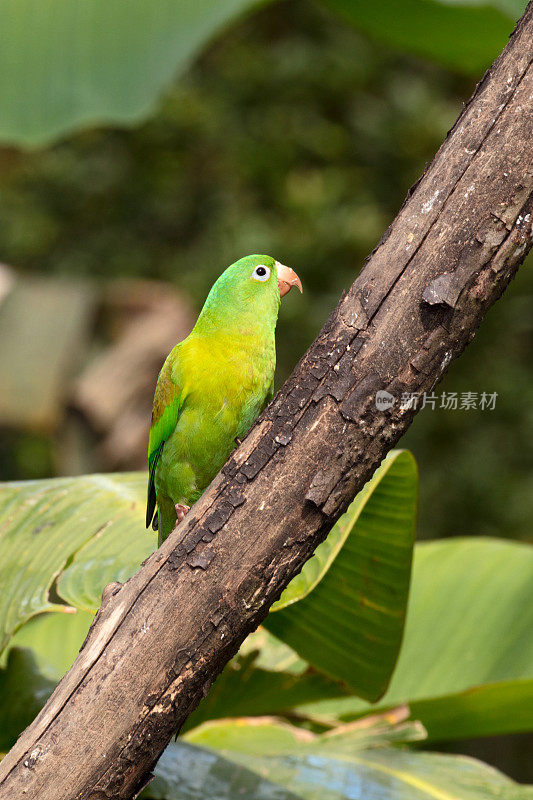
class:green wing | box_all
[146,352,184,528]
[264,377,275,410]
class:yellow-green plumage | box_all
[147,255,283,545]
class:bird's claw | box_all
[175,503,190,523]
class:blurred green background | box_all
[0,0,530,543]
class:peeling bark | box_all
[1,6,532,799]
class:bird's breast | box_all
[195,337,273,428]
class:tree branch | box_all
[1,6,532,798]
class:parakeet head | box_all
[196,255,302,334]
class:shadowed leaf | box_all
[324,0,526,76]
[140,717,532,799]
[266,450,418,702]
[0,472,153,653]
[0,0,526,146]
[295,538,533,741]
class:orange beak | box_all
[276,262,303,298]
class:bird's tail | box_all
[157,500,178,547]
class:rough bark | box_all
[1,6,532,799]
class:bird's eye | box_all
[252,265,270,282]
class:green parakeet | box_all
[146,255,302,546]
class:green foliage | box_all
[0,472,154,653]
[185,537,533,745]
[146,739,304,800]
[0,0,525,146]
[409,679,533,742]
[56,478,155,613]
[1,459,532,762]
[324,0,525,75]
[0,648,55,752]
[139,718,532,800]
[0,455,416,748]
[0,460,531,789]
[0,611,92,750]
[266,450,417,701]
[183,643,349,733]
[295,538,533,741]
[3,609,93,681]
[0,454,416,711]
[0,0,256,147]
